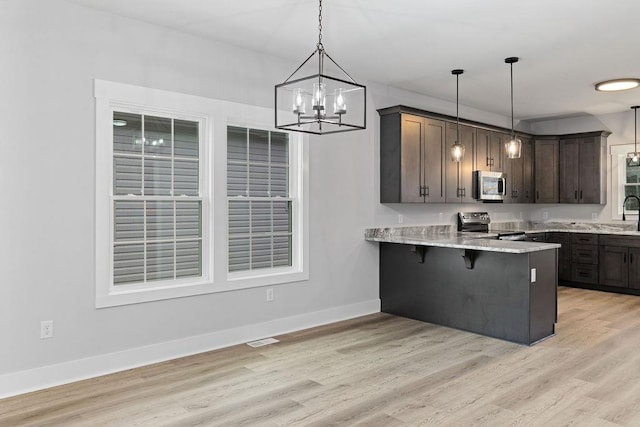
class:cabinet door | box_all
[400,115,425,203]
[445,123,474,203]
[599,246,628,288]
[490,132,506,173]
[423,118,446,203]
[629,247,640,289]
[534,139,559,203]
[521,138,534,203]
[546,232,571,281]
[475,129,491,170]
[578,136,601,203]
[504,149,524,203]
[559,138,580,203]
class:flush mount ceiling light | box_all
[451,69,465,163]
[274,0,366,135]
[628,106,640,162]
[595,78,640,92]
[504,57,522,159]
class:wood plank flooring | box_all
[3,286,640,426]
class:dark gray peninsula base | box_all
[379,242,558,345]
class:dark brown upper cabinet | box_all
[558,131,609,204]
[504,136,534,203]
[379,112,445,203]
[475,129,505,173]
[445,122,475,203]
[534,137,560,203]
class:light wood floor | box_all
[3,286,640,426]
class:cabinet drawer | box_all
[571,263,598,284]
[571,244,598,264]
[571,233,598,245]
[526,232,546,242]
[599,234,640,248]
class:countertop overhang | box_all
[365,228,560,254]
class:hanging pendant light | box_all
[274,0,366,135]
[504,57,522,159]
[628,106,640,162]
[451,69,465,162]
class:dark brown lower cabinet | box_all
[599,245,640,289]
[599,246,628,288]
[546,232,571,281]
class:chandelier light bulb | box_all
[334,88,347,114]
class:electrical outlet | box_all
[542,211,549,220]
[40,320,53,339]
[398,214,404,224]
[266,287,274,302]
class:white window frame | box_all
[225,124,306,286]
[95,80,214,308]
[611,143,639,220]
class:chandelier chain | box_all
[317,0,323,50]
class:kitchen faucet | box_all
[622,194,640,231]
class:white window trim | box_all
[95,80,214,308]
[611,143,638,220]
[95,80,309,307]
[225,123,309,288]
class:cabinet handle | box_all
[462,188,466,197]
[419,186,423,197]
[526,190,529,198]
[425,186,429,196]
[574,190,578,200]
[579,272,589,277]
[580,190,583,200]
[536,191,539,200]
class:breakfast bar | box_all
[366,226,560,345]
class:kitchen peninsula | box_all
[366,226,560,345]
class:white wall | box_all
[0,0,382,396]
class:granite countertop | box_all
[365,227,560,254]
[365,220,640,254]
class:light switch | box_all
[531,268,537,283]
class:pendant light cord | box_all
[635,106,638,153]
[510,61,514,138]
[317,0,323,51]
[456,73,460,143]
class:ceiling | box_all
[67,0,640,122]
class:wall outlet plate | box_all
[40,320,53,339]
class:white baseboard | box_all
[0,299,380,399]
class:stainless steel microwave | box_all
[472,170,506,201]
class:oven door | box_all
[473,171,506,200]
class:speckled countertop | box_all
[364,226,560,254]
[364,221,640,254]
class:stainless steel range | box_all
[457,212,527,241]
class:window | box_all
[112,112,203,285]
[612,144,640,219]
[227,126,293,273]
[96,80,307,305]
[95,80,212,308]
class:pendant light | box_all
[504,57,522,159]
[628,106,640,162]
[274,0,366,135]
[451,69,465,162]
